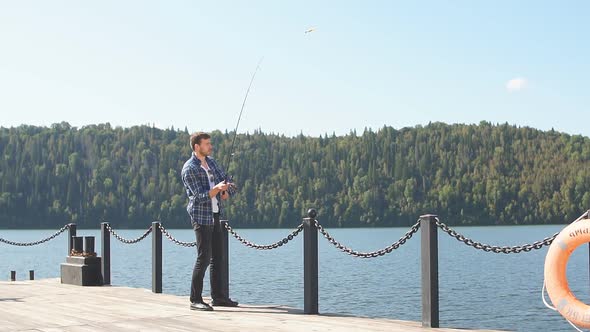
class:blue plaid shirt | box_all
[181,154,236,225]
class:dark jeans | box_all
[190,213,227,303]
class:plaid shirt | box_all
[181,154,236,225]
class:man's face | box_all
[195,138,213,156]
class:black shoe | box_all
[190,301,214,311]
[211,298,239,307]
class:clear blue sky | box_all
[0,1,588,136]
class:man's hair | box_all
[190,132,211,150]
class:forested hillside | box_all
[1,121,589,229]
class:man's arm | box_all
[182,167,224,202]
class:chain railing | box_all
[225,222,304,250]
[156,221,305,250]
[158,223,196,247]
[2,213,577,256]
[104,223,152,244]
[434,210,590,254]
[435,217,557,254]
[0,224,70,246]
[314,219,421,258]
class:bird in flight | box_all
[304,27,316,34]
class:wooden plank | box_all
[0,279,506,332]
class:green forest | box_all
[1,121,589,229]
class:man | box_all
[181,132,238,311]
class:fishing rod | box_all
[222,28,312,191]
[222,57,264,190]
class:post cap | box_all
[419,214,438,219]
[307,208,317,219]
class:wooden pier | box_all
[0,279,505,332]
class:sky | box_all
[0,1,588,137]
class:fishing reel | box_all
[224,175,238,191]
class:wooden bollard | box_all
[72,236,83,254]
[84,236,95,254]
[10,270,16,281]
[29,270,34,280]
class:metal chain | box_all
[0,224,70,246]
[315,219,421,258]
[435,217,558,254]
[225,222,304,250]
[158,224,197,247]
[105,224,152,244]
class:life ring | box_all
[544,218,590,327]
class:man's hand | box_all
[221,191,229,200]
[213,182,230,191]
[210,181,229,198]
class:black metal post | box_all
[29,270,34,280]
[10,271,15,281]
[152,221,162,293]
[68,223,77,256]
[101,222,111,285]
[304,208,319,314]
[420,214,439,328]
[221,219,230,299]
